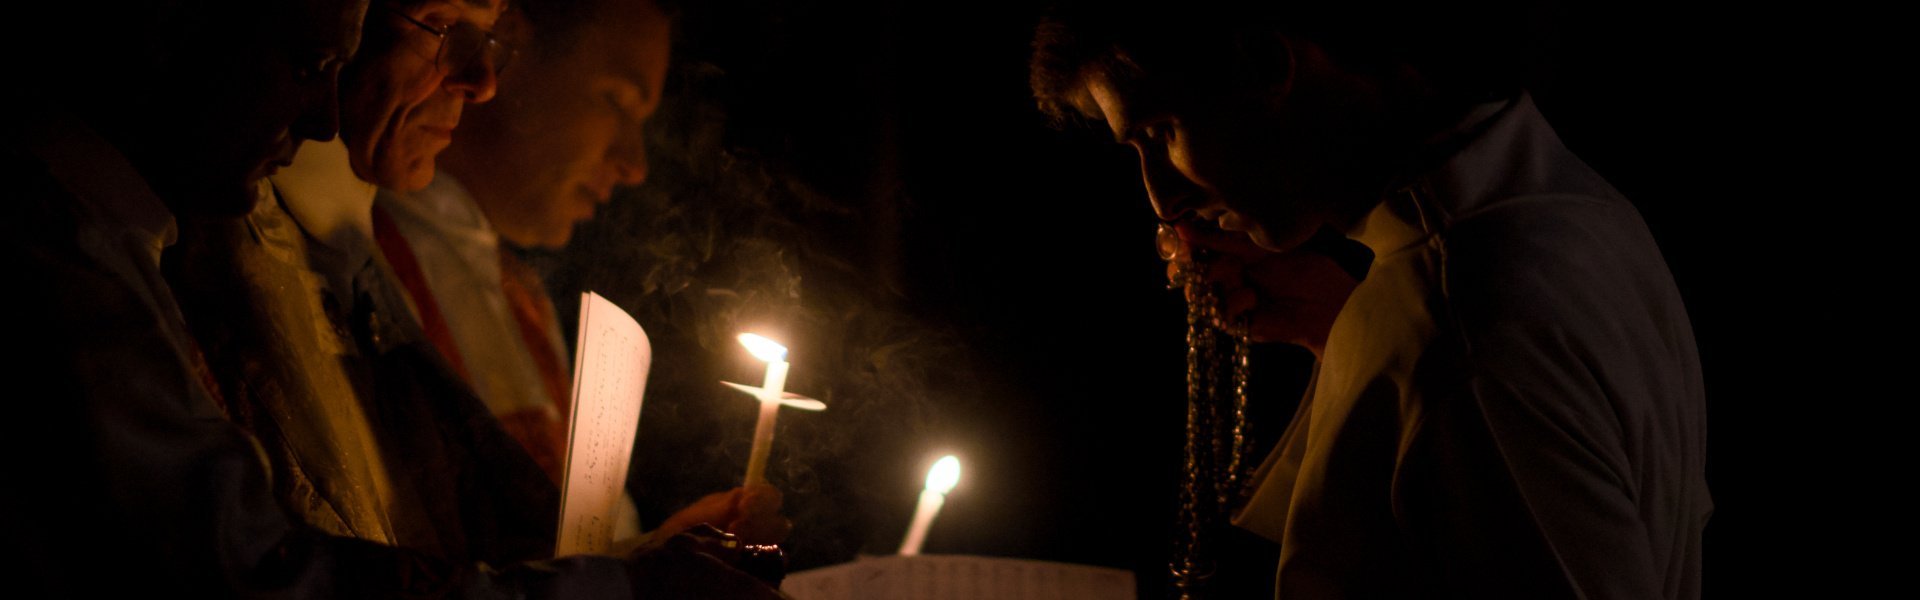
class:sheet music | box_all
[782,555,1136,600]
[555,292,651,556]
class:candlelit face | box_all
[1077,40,1391,252]
[339,0,507,191]
[443,0,672,248]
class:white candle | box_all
[738,333,789,486]
[899,455,961,556]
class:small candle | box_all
[899,455,961,556]
[738,333,789,486]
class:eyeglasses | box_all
[388,6,515,75]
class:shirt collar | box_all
[1348,186,1433,259]
[380,172,498,246]
[271,137,379,255]
[1348,93,1575,258]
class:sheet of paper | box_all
[554,291,651,557]
[782,555,1136,600]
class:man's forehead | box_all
[1079,71,1154,143]
[281,0,366,51]
[410,0,501,9]
[579,1,671,85]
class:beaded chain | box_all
[1157,224,1254,600]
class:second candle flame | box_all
[925,455,961,494]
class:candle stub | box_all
[900,455,961,556]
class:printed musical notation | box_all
[782,555,1136,600]
[555,292,652,557]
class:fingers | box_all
[697,489,743,523]
[1160,222,1360,357]
[655,489,740,540]
[1222,286,1258,323]
[1174,221,1271,259]
[729,484,790,544]
[1208,249,1360,354]
[1167,248,1246,292]
[629,542,785,599]
[1222,288,1306,346]
[736,484,783,515]
[728,514,793,546]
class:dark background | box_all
[537,0,1816,596]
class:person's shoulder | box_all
[1410,95,1679,331]
[1441,189,1670,305]
[1425,188,1691,369]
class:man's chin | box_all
[1247,224,1314,253]
[1247,227,1284,252]
[499,221,576,251]
[166,179,261,218]
[379,159,438,193]
[545,223,583,249]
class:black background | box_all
[537,0,1829,596]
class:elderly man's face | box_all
[445,0,671,248]
[158,0,363,215]
[340,0,506,191]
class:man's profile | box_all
[378,0,789,546]
[1032,2,1710,597]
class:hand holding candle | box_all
[651,484,792,546]
[898,455,961,556]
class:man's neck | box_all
[272,138,380,255]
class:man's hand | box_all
[625,530,790,599]
[653,485,792,546]
[1173,223,1361,357]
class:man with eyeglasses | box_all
[342,1,517,191]
[169,0,539,564]
[163,0,784,594]
[2,0,422,594]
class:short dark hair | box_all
[1030,0,1543,126]
[516,0,678,56]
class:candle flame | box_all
[925,455,961,494]
[737,333,789,362]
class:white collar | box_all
[270,137,378,256]
[1349,93,1603,258]
[380,172,499,248]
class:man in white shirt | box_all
[379,0,789,545]
[2,0,447,594]
[7,0,784,594]
[1030,2,1709,598]
[160,0,784,590]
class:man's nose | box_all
[609,126,651,186]
[1140,152,1198,221]
[444,54,500,103]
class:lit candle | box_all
[898,455,961,556]
[738,333,789,486]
